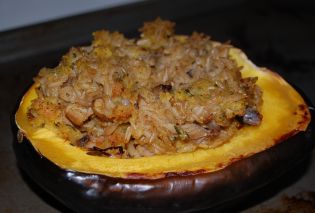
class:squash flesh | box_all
[15,48,311,179]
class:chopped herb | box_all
[169,135,177,142]
[113,70,126,81]
[174,126,189,141]
[184,89,193,97]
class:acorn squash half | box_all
[14,48,314,212]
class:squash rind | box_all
[13,108,315,212]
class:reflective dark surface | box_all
[12,108,315,212]
[1,0,315,212]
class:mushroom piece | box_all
[242,108,262,126]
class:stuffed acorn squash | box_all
[14,18,313,212]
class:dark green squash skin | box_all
[13,108,314,213]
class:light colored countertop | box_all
[0,0,141,32]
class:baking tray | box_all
[1,0,315,212]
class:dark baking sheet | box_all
[1,0,315,212]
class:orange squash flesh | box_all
[15,48,311,179]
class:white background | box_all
[0,0,141,32]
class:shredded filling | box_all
[27,18,262,158]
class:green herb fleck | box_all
[174,126,189,141]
